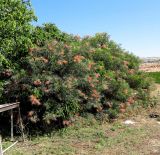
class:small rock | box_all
[123,120,136,125]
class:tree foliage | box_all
[0,0,37,67]
[0,0,36,100]
[31,23,70,47]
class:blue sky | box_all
[31,0,160,57]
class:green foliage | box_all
[0,0,36,99]
[126,73,151,89]
[147,72,160,84]
[0,0,37,64]
[106,79,132,102]
[31,23,70,47]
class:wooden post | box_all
[11,109,14,142]
[0,135,3,155]
[18,107,25,141]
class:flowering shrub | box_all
[0,1,154,133]
[2,33,153,130]
[3,41,103,126]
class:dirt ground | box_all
[140,63,160,72]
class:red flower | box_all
[87,62,95,69]
[45,80,50,85]
[73,55,85,63]
[127,97,134,104]
[27,111,34,117]
[43,88,50,93]
[120,108,126,113]
[33,79,42,86]
[90,83,95,88]
[57,60,68,65]
[91,89,100,99]
[87,76,92,83]
[95,73,100,78]
[128,69,135,74]
[64,44,71,49]
[29,95,41,105]
[63,120,71,126]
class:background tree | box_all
[0,0,37,67]
[0,0,37,100]
[31,23,73,47]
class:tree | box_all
[32,23,72,47]
[0,0,37,68]
[0,0,37,101]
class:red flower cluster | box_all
[95,73,100,78]
[27,111,34,117]
[127,97,134,104]
[73,55,85,63]
[87,62,95,70]
[64,44,71,49]
[87,76,92,83]
[29,95,41,105]
[91,89,100,99]
[57,60,68,65]
[33,79,42,86]
[45,80,50,85]
[128,69,135,74]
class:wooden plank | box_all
[0,102,19,113]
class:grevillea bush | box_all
[0,1,155,134]
[2,33,154,131]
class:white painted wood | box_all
[3,141,18,153]
[0,102,19,113]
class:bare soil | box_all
[140,62,160,72]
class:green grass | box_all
[147,72,160,84]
